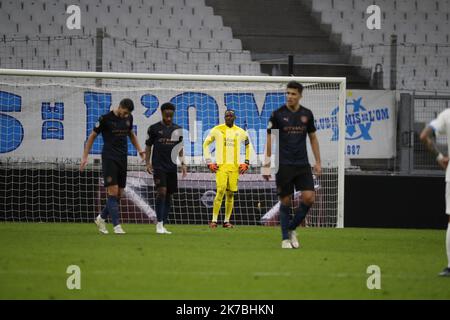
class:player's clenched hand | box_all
[146,163,153,174]
[239,162,249,174]
[438,156,449,170]
[313,163,322,176]
[79,157,88,172]
[207,163,218,173]
[138,150,146,161]
[181,164,188,178]
[261,163,271,181]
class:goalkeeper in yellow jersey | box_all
[203,109,251,228]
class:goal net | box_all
[0,69,345,227]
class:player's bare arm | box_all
[262,132,272,180]
[145,144,153,174]
[80,131,98,171]
[420,126,449,169]
[308,131,322,176]
[179,147,187,178]
[129,131,145,161]
[203,133,218,172]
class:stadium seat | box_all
[157,37,178,49]
[404,32,427,44]
[441,0,450,12]
[311,0,332,12]
[221,39,242,51]
[167,49,188,62]
[185,0,206,7]
[200,39,220,50]
[231,51,251,63]
[151,5,172,17]
[146,48,168,63]
[170,27,190,40]
[105,26,127,38]
[341,31,363,46]
[416,0,439,11]
[203,15,223,28]
[160,15,182,28]
[173,5,193,18]
[191,27,212,40]
[394,0,413,11]
[149,27,169,39]
[363,30,386,44]
[145,0,164,7]
[209,51,231,63]
[138,14,161,27]
[127,26,150,39]
[16,22,40,36]
[212,27,232,40]
[179,38,200,49]
[117,14,140,28]
[331,19,351,34]
[96,12,118,27]
[217,63,240,75]
[176,63,198,74]
[197,63,218,74]
[8,10,32,24]
[164,0,182,7]
[193,6,214,18]
[181,15,203,28]
[154,63,176,73]
[240,63,261,75]
[185,51,206,64]
[107,3,124,17]
[134,61,155,73]
[426,32,448,44]
[320,10,336,25]
[418,21,439,33]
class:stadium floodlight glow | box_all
[0,68,345,228]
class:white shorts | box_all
[446,182,450,215]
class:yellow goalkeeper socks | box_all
[212,189,225,222]
[224,191,234,223]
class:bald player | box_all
[203,110,251,228]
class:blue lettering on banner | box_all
[41,102,64,120]
[42,121,64,140]
[170,92,220,157]
[128,125,137,156]
[141,94,159,118]
[84,91,111,155]
[0,91,24,153]
[84,92,138,156]
[41,102,64,140]
[224,92,285,154]
[317,97,390,142]
[346,144,361,155]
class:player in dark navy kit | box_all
[145,102,187,234]
[80,98,145,235]
[263,81,322,249]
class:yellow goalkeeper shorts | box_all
[216,167,239,192]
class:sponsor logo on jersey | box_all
[301,116,308,124]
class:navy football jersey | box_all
[267,105,316,166]
[146,121,183,172]
[93,111,133,160]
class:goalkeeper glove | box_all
[239,160,249,174]
[207,162,219,173]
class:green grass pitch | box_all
[0,223,449,299]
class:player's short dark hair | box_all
[161,102,176,112]
[225,109,235,116]
[119,98,134,112]
[286,81,304,94]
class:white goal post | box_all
[0,68,345,228]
